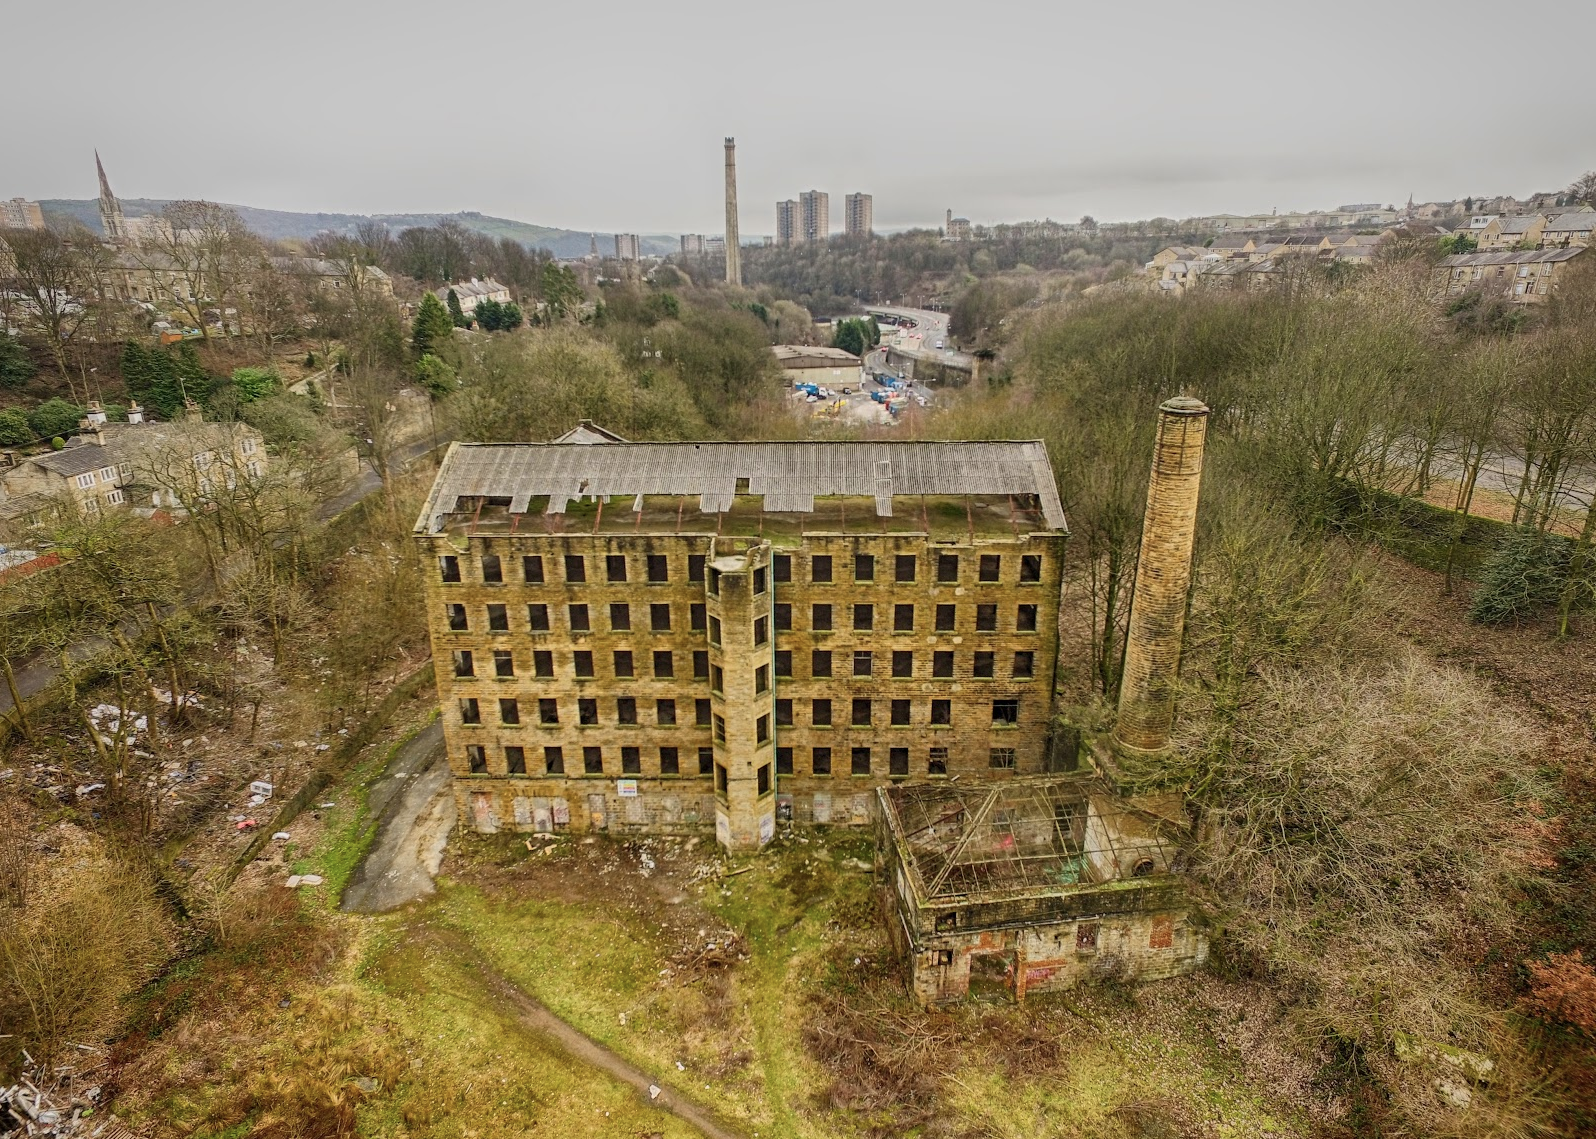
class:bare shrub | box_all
[0,858,170,1063]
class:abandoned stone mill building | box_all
[416,402,1212,1001]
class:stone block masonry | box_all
[413,437,1069,854]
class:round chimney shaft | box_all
[1113,396,1210,759]
[723,137,742,286]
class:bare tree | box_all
[131,200,258,348]
[0,225,109,400]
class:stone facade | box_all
[413,436,1070,854]
[419,526,1067,849]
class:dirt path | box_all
[424,927,749,1139]
[340,720,454,912]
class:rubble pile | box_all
[0,1054,130,1138]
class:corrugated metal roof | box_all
[417,440,1068,533]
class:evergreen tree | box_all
[1468,527,1571,625]
[415,353,456,398]
[0,332,35,390]
[0,407,31,445]
[28,398,86,439]
[446,288,469,328]
[412,293,454,355]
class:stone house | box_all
[437,278,511,317]
[1477,214,1547,250]
[1435,246,1588,303]
[1540,210,1596,248]
[0,401,266,525]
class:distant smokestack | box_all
[1113,396,1210,758]
[724,137,741,286]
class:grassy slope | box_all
[427,832,1304,1139]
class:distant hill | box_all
[37,200,682,260]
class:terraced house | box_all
[414,430,1070,853]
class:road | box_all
[0,433,446,721]
[865,304,975,371]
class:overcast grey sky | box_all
[7,0,1592,234]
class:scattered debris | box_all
[285,874,325,889]
[648,1084,661,1100]
[272,832,291,842]
[0,1054,114,1138]
[352,1077,378,1094]
[249,780,274,799]
[236,820,258,831]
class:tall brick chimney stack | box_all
[1112,396,1210,760]
[724,137,742,286]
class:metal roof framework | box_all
[880,776,1182,903]
[416,440,1068,534]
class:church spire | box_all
[95,150,128,244]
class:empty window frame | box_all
[979,553,1001,582]
[523,554,544,583]
[892,650,913,678]
[895,554,917,582]
[812,747,832,775]
[494,650,514,677]
[656,698,677,725]
[487,603,509,631]
[606,554,627,582]
[481,555,503,583]
[528,604,550,631]
[564,554,586,583]
[544,746,565,773]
